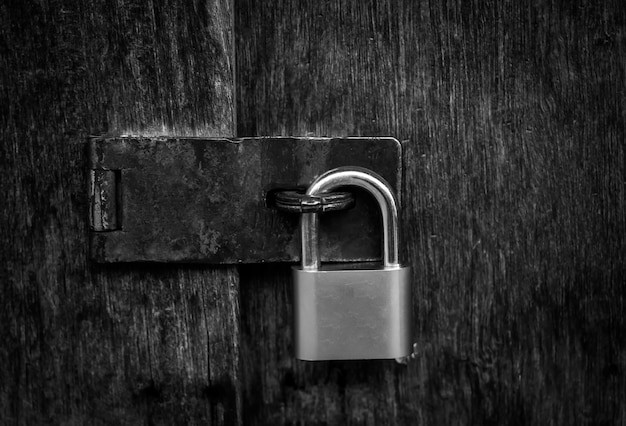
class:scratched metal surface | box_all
[293,265,412,360]
[89,136,402,263]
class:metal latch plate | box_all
[89,137,402,263]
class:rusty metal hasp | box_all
[89,137,402,264]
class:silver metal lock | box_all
[293,166,412,360]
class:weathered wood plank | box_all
[236,0,626,424]
[0,0,240,424]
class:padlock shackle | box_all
[301,166,400,270]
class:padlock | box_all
[293,166,412,360]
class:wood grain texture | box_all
[0,0,241,424]
[236,0,626,424]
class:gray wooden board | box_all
[1,0,242,424]
[236,0,626,424]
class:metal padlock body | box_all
[293,166,412,361]
[294,262,411,360]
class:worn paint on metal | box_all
[89,137,402,263]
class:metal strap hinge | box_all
[88,136,402,264]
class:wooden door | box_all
[1,1,241,424]
[2,1,625,425]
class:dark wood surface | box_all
[1,1,241,425]
[236,0,626,424]
[1,0,625,425]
